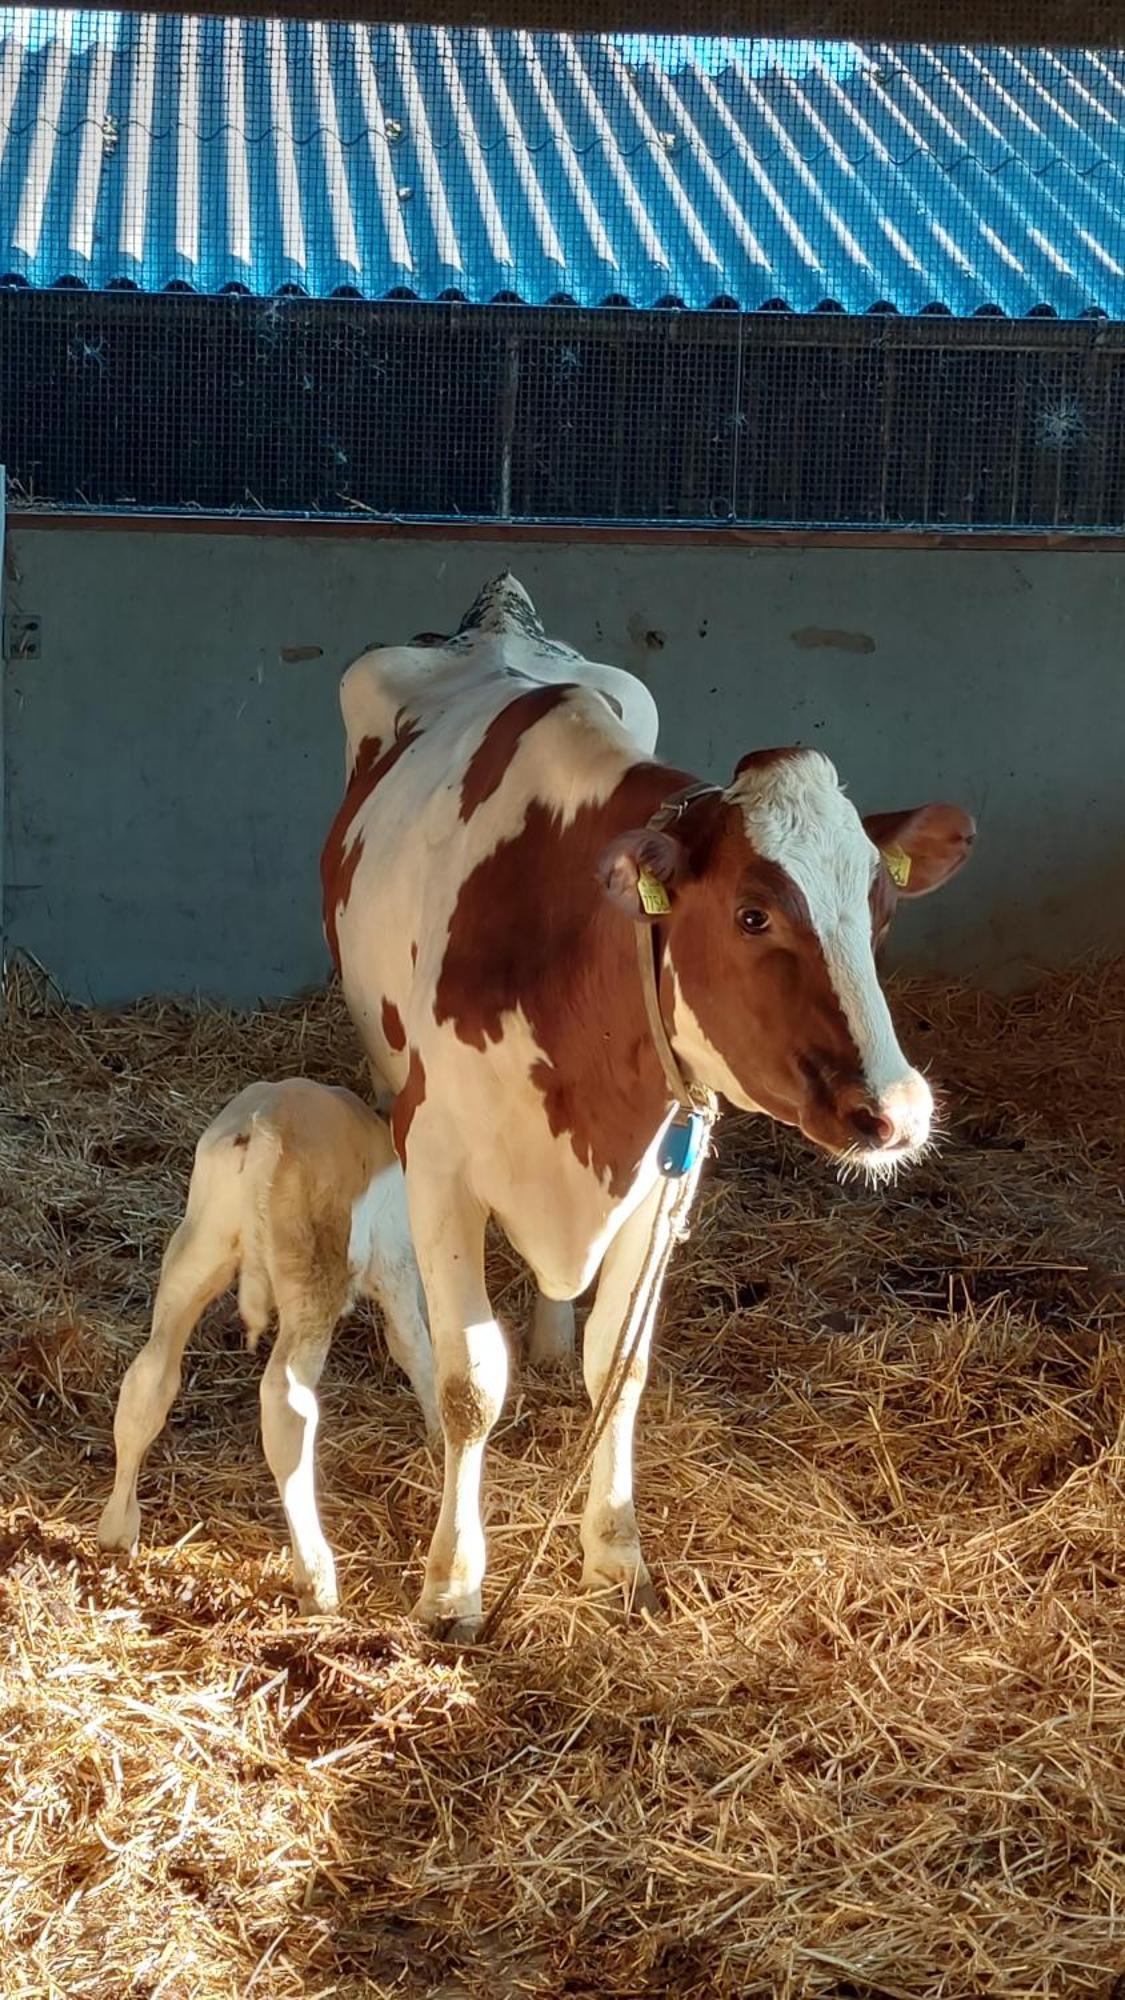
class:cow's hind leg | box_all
[528,1293,576,1368]
[98,1217,236,1554]
[578,1180,669,1618]
[407,1169,506,1642]
[364,1167,439,1437]
[259,1304,339,1614]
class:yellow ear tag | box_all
[637,867,672,917]
[882,843,912,889]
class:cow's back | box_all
[339,630,658,781]
[327,587,660,1088]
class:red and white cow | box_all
[322,574,975,1637]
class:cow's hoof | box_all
[580,1564,663,1622]
[96,1501,140,1556]
[412,1589,483,1645]
[431,1615,484,1646]
[627,1574,664,1620]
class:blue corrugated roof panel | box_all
[0,13,1122,316]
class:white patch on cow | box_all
[665,971,767,1117]
[725,751,933,1156]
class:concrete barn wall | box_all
[2,524,1122,1005]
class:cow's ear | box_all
[863,804,977,897]
[597,828,686,924]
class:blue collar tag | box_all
[659,1109,707,1179]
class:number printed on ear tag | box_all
[637,868,671,917]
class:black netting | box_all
[3,294,1120,528]
[3,4,1124,45]
[1,17,1122,530]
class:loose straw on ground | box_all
[2,954,1124,1999]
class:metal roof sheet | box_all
[1,13,1122,315]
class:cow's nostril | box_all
[848,1105,896,1149]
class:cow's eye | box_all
[738,907,770,935]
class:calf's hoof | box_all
[97,1499,140,1556]
[292,1553,339,1617]
[296,1581,340,1617]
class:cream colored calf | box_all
[98,1079,438,1612]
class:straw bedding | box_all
[2,956,1124,2000]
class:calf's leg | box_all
[259,1307,338,1614]
[98,1217,236,1553]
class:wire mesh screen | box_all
[3,3,1125,44]
[0,15,1123,530]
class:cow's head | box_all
[599,749,975,1179]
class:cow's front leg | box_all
[578,1179,669,1617]
[407,1169,507,1641]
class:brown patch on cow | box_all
[864,804,977,897]
[458,683,575,822]
[391,1048,426,1166]
[440,1374,497,1446]
[733,747,806,779]
[436,762,697,1196]
[232,1131,250,1149]
[733,852,817,933]
[410,942,418,967]
[381,997,406,1052]
[320,722,422,971]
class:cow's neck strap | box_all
[635,782,722,1121]
[648,778,722,834]
[635,922,694,1114]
